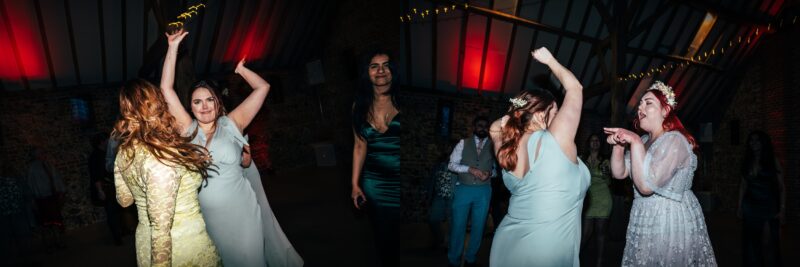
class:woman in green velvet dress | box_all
[351,49,400,267]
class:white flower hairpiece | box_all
[509,97,527,108]
[648,81,677,107]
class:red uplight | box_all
[0,1,48,80]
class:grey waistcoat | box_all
[457,137,495,186]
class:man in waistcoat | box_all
[447,116,496,267]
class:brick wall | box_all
[710,24,799,220]
[0,86,120,229]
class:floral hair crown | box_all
[509,97,527,108]
[648,81,677,107]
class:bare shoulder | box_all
[490,115,508,132]
[490,116,507,141]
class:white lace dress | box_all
[622,132,717,266]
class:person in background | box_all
[427,140,457,252]
[89,132,123,245]
[0,161,35,262]
[580,133,612,267]
[447,115,496,267]
[738,130,784,267]
[26,148,66,253]
[350,48,402,267]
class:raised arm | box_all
[531,47,583,163]
[160,30,193,133]
[227,59,271,132]
[143,158,181,267]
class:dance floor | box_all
[7,166,798,267]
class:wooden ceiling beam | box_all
[670,0,773,26]
[590,0,613,28]
[499,0,525,95]
[431,0,602,44]
[626,2,673,42]
[518,0,549,92]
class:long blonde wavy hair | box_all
[112,79,211,180]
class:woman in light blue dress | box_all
[159,29,303,267]
[489,47,589,267]
[604,81,716,266]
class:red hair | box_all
[498,90,555,171]
[113,79,212,178]
[633,89,698,151]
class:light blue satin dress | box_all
[489,130,590,267]
[191,116,303,267]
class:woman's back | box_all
[116,145,220,267]
[490,130,589,266]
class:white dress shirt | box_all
[448,135,497,177]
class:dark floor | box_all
[6,166,798,266]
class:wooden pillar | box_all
[610,0,627,126]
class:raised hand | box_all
[234,57,247,75]
[165,29,188,48]
[531,47,555,65]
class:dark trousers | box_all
[369,205,400,267]
[448,185,491,265]
[742,216,781,266]
[104,199,123,244]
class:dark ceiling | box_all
[398,0,795,124]
[0,0,334,92]
[1,0,797,126]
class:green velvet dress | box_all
[584,158,612,218]
[358,114,401,266]
[359,115,401,208]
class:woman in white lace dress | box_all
[604,81,717,266]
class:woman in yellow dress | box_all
[113,79,221,267]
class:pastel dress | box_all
[584,158,612,218]
[621,132,716,266]
[489,130,590,267]
[191,116,303,267]
[114,145,221,267]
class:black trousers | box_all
[368,205,400,267]
[742,216,781,267]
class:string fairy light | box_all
[399,2,797,82]
[167,3,206,30]
[399,3,465,22]
[618,16,797,82]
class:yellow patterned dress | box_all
[115,145,221,267]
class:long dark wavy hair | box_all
[741,130,778,176]
[497,89,556,171]
[351,48,398,140]
[580,132,607,163]
[113,79,211,181]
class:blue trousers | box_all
[448,184,491,265]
